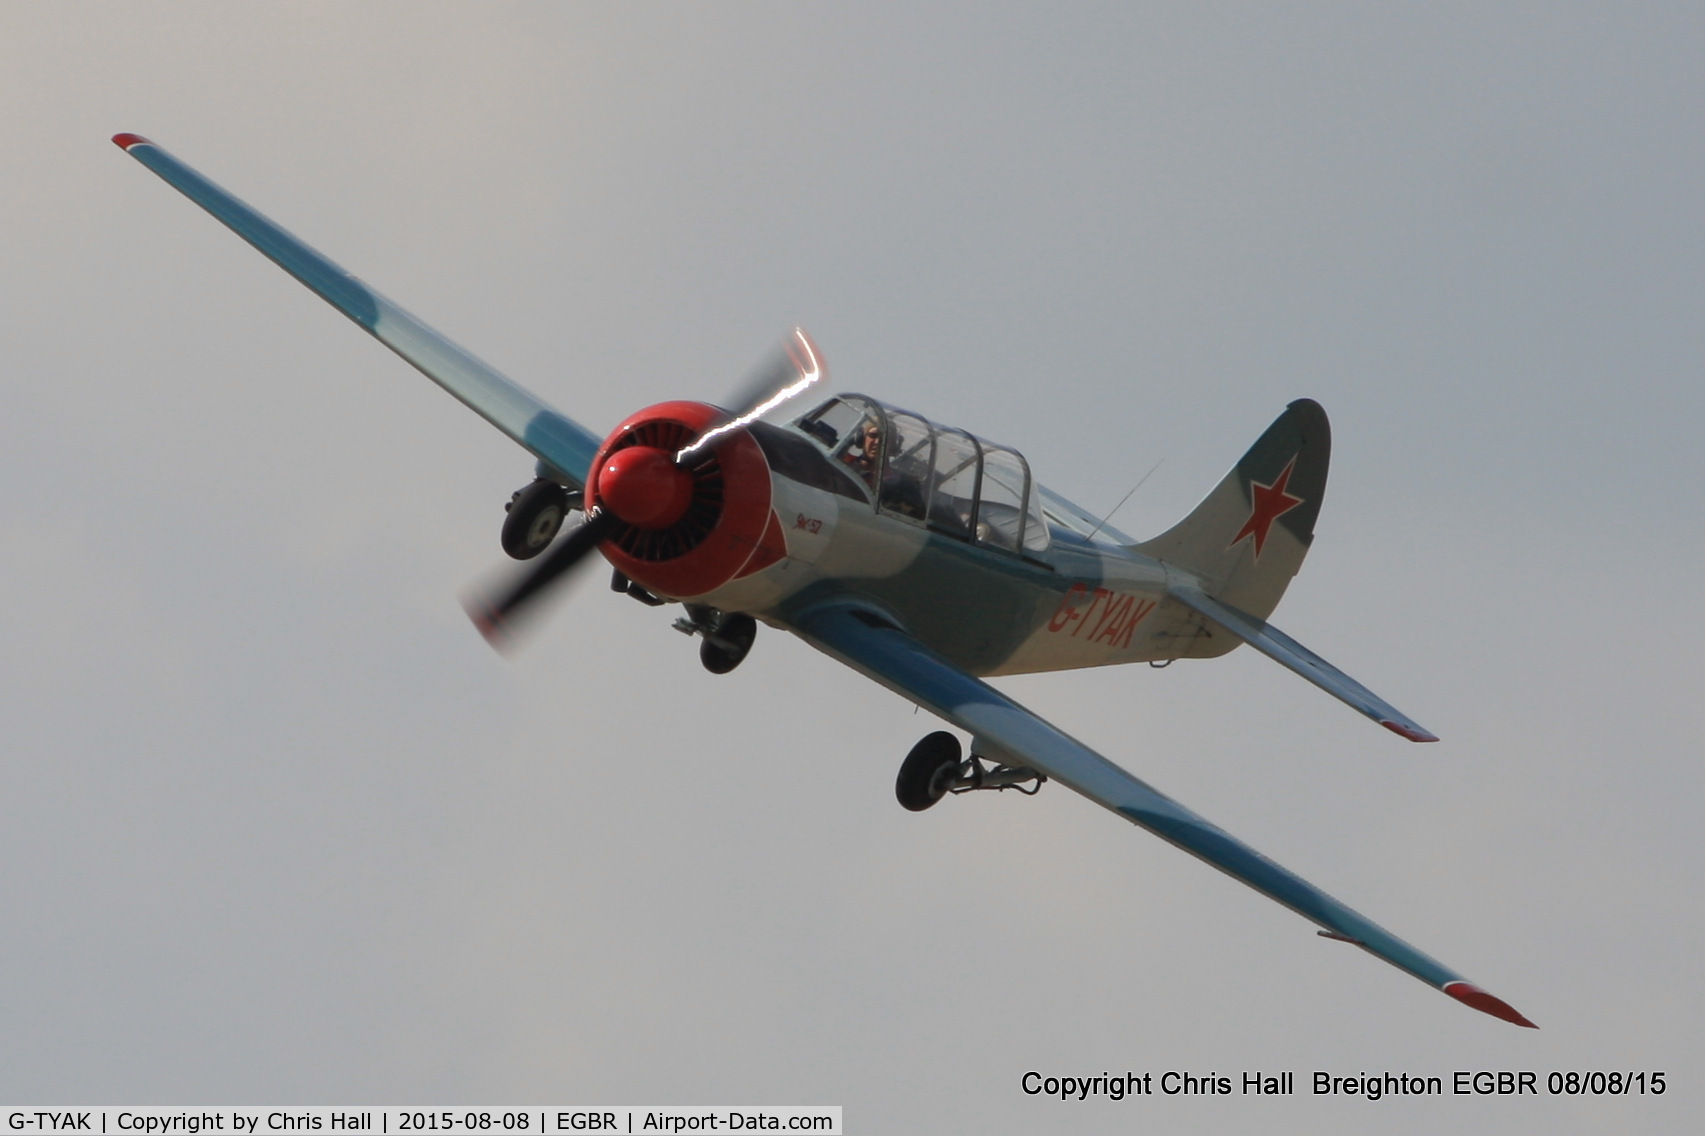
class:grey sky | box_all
[2,4,1700,1131]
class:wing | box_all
[790,600,1533,1027]
[112,134,602,487]
[1167,586,1438,742]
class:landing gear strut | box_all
[611,569,666,607]
[895,731,1046,811]
[501,479,576,560]
[672,605,758,674]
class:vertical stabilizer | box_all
[1135,399,1329,621]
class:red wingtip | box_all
[112,133,151,151]
[1443,981,1538,1028]
[1381,719,1439,743]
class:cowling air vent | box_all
[601,419,725,561]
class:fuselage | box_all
[602,396,1212,677]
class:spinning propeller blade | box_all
[676,327,825,466]
[466,509,617,647]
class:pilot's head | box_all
[858,422,882,461]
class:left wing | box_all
[113,134,602,487]
[790,600,1533,1027]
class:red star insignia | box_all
[1230,457,1304,560]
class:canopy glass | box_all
[794,395,1051,555]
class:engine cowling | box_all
[586,400,775,599]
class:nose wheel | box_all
[896,731,1047,811]
[502,479,575,560]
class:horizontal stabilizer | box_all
[1168,587,1436,742]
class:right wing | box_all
[790,600,1533,1027]
[113,134,602,488]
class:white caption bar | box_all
[1,1111,841,1136]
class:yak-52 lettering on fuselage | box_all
[113,133,1533,1028]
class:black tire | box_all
[699,612,757,674]
[502,479,571,560]
[896,731,962,812]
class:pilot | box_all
[843,419,928,518]
[841,420,883,486]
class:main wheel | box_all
[896,731,962,811]
[501,479,570,560]
[699,612,757,674]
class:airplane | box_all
[113,132,1534,1028]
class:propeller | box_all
[465,328,824,648]
[676,326,826,466]
[465,507,617,646]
